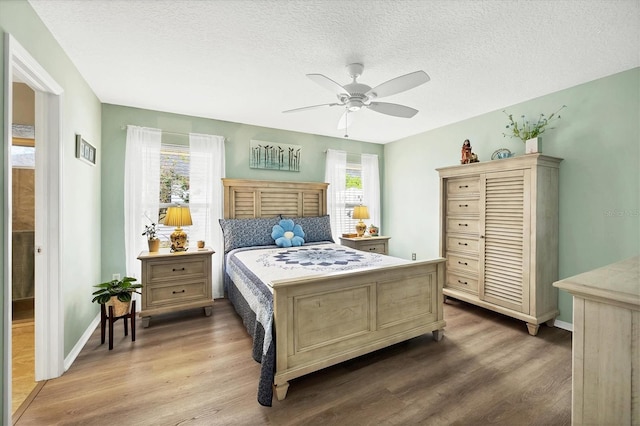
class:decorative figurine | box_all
[461,139,473,164]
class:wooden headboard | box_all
[222,178,328,219]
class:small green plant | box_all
[142,222,158,240]
[91,277,142,304]
[503,105,566,142]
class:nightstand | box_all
[137,248,214,327]
[339,236,390,255]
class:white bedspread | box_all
[231,243,410,290]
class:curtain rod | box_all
[324,150,378,157]
[120,124,225,139]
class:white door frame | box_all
[3,33,64,424]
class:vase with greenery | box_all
[91,276,143,317]
[502,105,566,153]
[142,221,160,252]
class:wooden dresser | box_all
[554,256,639,426]
[138,248,214,327]
[437,154,562,335]
[339,236,390,255]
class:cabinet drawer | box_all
[147,257,206,282]
[355,241,387,254]
[447,236,479,254]
[146,280,208,307]
[447,177,479,196]
[446,217,479,234]
[446,253,479,275]
[447,198,479,215]
[446,271,479,294]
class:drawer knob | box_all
[172,289,186,294]
[172,267,186,272]
[458,261,468,266]
[458,280,468,285]
[458,242,468,246]
[458,223,468,227]
[369,247,375,251]
[459,185,469,189]
[459,204,469,207]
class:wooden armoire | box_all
[437,154,562,335]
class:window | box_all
[11,145,35,168]
[325,150,380,239]
[334,161,364,236]
[156,143,190,245]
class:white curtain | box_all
[324,149,347,240]
[189,133,226,298]
[361,153,381,233]
[124,126,162,283]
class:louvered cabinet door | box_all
[478,169,531,313]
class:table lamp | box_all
[164,205,193,252]
[352,205,369,237]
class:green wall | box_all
[100,104,384,280]
[1,0,103,420]
[384,68,640,324]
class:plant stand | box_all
[100,300,136,350]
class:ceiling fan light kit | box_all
[283,63,430,132]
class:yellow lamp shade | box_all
[164,206,193,227]
[352,205,370,220]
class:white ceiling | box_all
[28,0,639,144]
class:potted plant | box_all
[92,276,143,317]
[502,105,566,154]
[142,221,160,252]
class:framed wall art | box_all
[75,134,96,165]
[249,140,301,172]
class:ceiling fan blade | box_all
[282,103,341,113]
[367,102,419,118]
[365,70,430,99]
[337,109,357,130]
[307,74,350,97]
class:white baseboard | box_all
[64,313,100,371]
[552,319,573,332]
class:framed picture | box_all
[250,140,301,172]
[75,134,96,165]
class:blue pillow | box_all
[219,217,280,252]
[280,215,334,243]
[271,219,305,247]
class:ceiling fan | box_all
[283,63,430,133]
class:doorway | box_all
[10,83,37,417]
[3,33,64,425]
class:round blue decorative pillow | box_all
[272,219,305,247]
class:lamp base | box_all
[355,220,367,238]
[170,227,188,252]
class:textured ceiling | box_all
[28,0,640,144]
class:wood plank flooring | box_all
[15,298,572,425]
[12,298,37,418]
[12,319,36,417]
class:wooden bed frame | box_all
[222,178,446,401]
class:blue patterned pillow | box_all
[219,217,280,252]
[281,215,334,243]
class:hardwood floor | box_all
[12,298,37,418]
[12,319,37,417]
[15,298,572,425]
